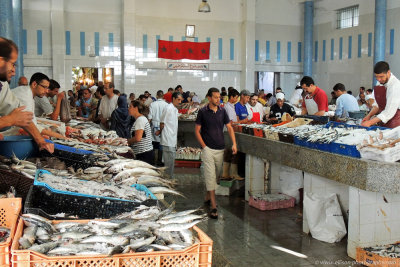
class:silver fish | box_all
[158,214,205,225]
[158,219,205,232]
[80,235,129,246]
[148,187,185,198]
[122,236,156,253]
[29,241,59,254]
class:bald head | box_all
[18,76,28,86]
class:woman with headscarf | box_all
[110,95,134,138]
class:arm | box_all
[301,107,307,115]
[127,129,143,145]
[226,123,237,154]
[194,124,206,148]
[314,110,326,116]
[155,122,164,136]
[361,106,381,127]
[0,106,33,129]
[237,117,249,124]
[50,92,65,121]
[23,122,54,153]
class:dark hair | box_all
[29,72,50,86]
[129,93,135,97]
[276,87,282,91]
[347,90,353,95]
[300,76,314,87]
[144,90,149,94]
[360,86,365,91]
[206,87,219,97]
[131,100,149,116]
[0,37,18,59]
[266,93,272,98]
[156,90,163,98]
[333,83,346,92]
[295,85,302,89]
[250,93,258,98]
[139,94,146,100]
[221,87,226,92]
[227,87,234,92]
[367,89,373,94]
[49,79,60,91]
[82,88,91,95]
[374,61,390,74]
[331,91,335,95]
[113,89,120,95]
[228,89,239,98]
[168,87,173,92]
[108,82,115,89]
[96,86,105,96]
[221,92,227,97]
[175,85,182,90]
[172,92,182,99]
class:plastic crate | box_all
[219,179,234,187]
[175,160,202,168]
[248,194,295,211]
[34,169,157,202]
[356,246,397,266]
[11,219,213,267]
[24,185,157,220]
[0,169,33,202]
[253,128,264,138]
[0,198,22,266]
[278,133,294,143]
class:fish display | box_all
[18,206,206,256]
[251,193,293,202]
[0,154,37,179]
[363,243,400,258]
[175,147,202,160]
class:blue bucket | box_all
[0,135,38,159]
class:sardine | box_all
[158,219,206,232]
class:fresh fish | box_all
[19,226,37,249]
[88,220,124,229]
[80,235,129,246]
[29,241,59,254]
[150,244,172,251]
[135,245,154,253]
[21,214,56,233]
[60,231,92,241]
[148,187,185,198]
[84,167,104,174]
[158,214,206,225]
[122,236,156,253]
[160,208,200,221]
[111,168,162,181]
[158,219,206,232]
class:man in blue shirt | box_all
[235,90,250,123]
[333,83,360,118]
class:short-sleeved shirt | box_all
[234,102,248,120]
[224,102,237,122]
[302,87,329,112]
[34,96,53,117]
[131,116,153,155]
[335,93,360,117]
[160,103,178,147]
[0,81,20,118]
[195,105,230,150]
[98,94,118,119]
[270,103,296,120]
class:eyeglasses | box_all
[0,57,17,68]
[38,84,49,90]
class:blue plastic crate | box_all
[34,169,157,201]
[45,139,93,155]
[329,142,361,158]
[324,121,368,130]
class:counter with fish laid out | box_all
[226,132,400,260]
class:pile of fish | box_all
[251,193,293,202]
[363,243,400,258]
[175,147,202,160]
[53,138,131,154]
[18,205,206,256]
[0,226,10,242]
[0,154,37,179]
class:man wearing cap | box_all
[300,76,328,116]
[235,90,250,123]
[246,93,265,123]
[269,93,296,121]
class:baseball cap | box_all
[240,89,251,96]
[276,92,285,100]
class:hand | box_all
[100,118,107,124]
[7,106,33,127]
[362,115,370,123]
[232,144,237,154]
[38,142,54,153]
[155,130,161,136]
[57,92,65,100]
[361,120,372,127]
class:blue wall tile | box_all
[218,38,223,60]
[368,32,372,57]
[22,29,27,54]
[266,41,270,61]
[390,29,394,55]
[348,36,352,59]
[37,30,42,55]
[206,37,211,42]
[255,40,259,61]
[339,37,343,60]
[314,40,318,62]
[143,34,148,57]
[297,42,301,62]
[94,32,99,56]
[169,35,173,41]
[287,41,291,62]
[322,40,326,61]
[181,36,186,41]
[80,31,85,56]
[358,34,362,58]
[330,38,334,60]
[109,33,114,52]
[194,37,198,42]
[156,35,160,57]
[65,31,70,55]
[277,41,280,62]
[230,38,234,60]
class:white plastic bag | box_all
[279,166,303,203]
[304,192,347,243]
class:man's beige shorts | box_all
[201,146,224,191]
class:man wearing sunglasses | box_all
[0,37,53,152]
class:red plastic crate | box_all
[253,128,264,138]
[175,160,202,168]
[248,194,295,211]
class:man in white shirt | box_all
[362,61,400,128]
[149,90,168,166]
[34,79,64,121]
[246,93,265,123]
[224,89,239,122]
[157,92,183,178]
[98,82,118,129]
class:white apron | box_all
[305,98,319,115]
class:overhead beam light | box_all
[198,0,210,12]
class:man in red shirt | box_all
[300,76,328,116]
[163,88,173,103]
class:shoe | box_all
[204,200,211,206]
[221,162,231,180]
[209,208,218,219]
[230,164,244,180]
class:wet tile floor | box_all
[164,167,364,267]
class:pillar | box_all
[303,1,313,77]
[11,0,23,88]
[240,0,256,92]
[0,0,13,40]
[373,0,387,86]
[50,0,66,89]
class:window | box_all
[336,5,359,29]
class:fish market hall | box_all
[0,0,400,266]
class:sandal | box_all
[209,208,218,219]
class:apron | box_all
[304,97,319,115]
[250,108,261,123]
[374,85,400,128]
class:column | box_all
[50,0,66,89]
[303,1,313,77]
[240,0,256,92]
[373,0,387,86]
[11,0,23,88]
[0,0,13,39]
[121,0,136,94]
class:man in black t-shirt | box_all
[269,92,296,121]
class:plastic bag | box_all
[60,92,71,123]
[304,192,347,243]
[279,166,303,203]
